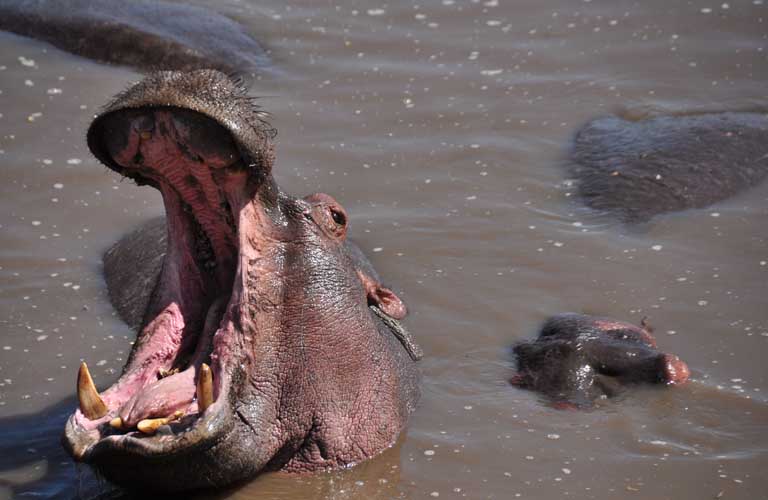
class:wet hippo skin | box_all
[569,112,768,223]
[512,313,689,407]
[61,70,420,492]
[0,0,269,74]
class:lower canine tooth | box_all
[197,363,214,414]
[77,362,108,420]
[137,411,184,435]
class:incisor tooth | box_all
[137,410,184,435]
[158,367,179,379]
[77,361,108,420]
[197,363,213,414]
[109,417,123,430]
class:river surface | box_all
[1,0,767,499]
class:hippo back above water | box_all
[0,0,269,74]
[569,112,768,223]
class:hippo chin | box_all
[512,314,689,408]
[61,70,420,492]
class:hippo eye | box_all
[330,208,346,227]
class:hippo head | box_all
[62,70,420,492]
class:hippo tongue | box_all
[116,297,227,428]
[118,368,197,427]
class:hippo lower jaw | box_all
[63,384,233,460]
[64,294,239,461]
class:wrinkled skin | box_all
[0,0,268,74]
[570,112,768,223]
[511,314,689,408]
[61,70,420,493]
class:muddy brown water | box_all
[1,0,767,498]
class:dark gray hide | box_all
[102,217,167,332]
[569,112,768,223]
[0,0,268,74]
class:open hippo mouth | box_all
[63,71,420,492]
[69,112,241,445]
[63,71,278,479]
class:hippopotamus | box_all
[569,112,768,223]
[511,313,689,407]
[0,0,268,74]
[61,70,421,492]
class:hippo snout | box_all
[93,107,241,178]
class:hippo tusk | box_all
[77,361,108,420]
[196,363,213,413]
[137,411,184,435]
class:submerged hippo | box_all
[570,112,768,223]
[511,314,689,407]
[0,0,268,74]
[62,70,421,492]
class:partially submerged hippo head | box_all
[512,313,689,408]
[62,70,420,492]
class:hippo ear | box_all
[356,270,408,320]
